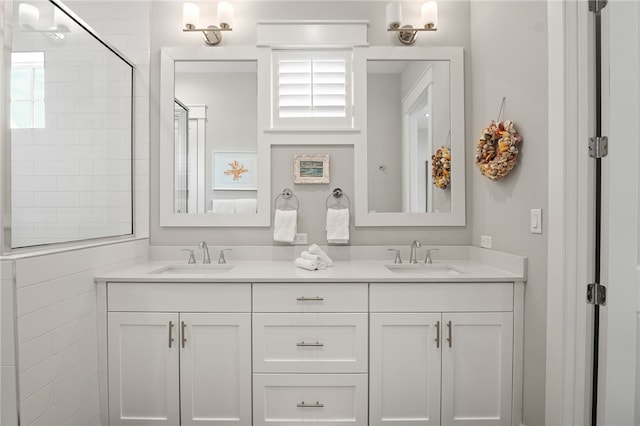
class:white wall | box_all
[1,261,18,426]
[1,1,151,425]
[469,2,548,425]
[13,239,147,426]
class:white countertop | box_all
[94,258,526,284]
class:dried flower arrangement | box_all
[475,120,522,181]
[432,146,451,189]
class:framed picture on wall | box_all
[213,152,258,190]
[293,154,330,184]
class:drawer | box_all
[107,282,251,312]
[253,283,368,312]
[253,313,368,373]
[370,282,514,312]
[253,374,368,426]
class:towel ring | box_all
[274,188,299,211]
[325,188,351,210]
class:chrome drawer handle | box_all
[168,321,174,348]
[296,296,324,301]
[296,341,324,347]
[297,401,324,408]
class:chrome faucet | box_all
[199,241,211,264]
[387,248,403,264]
[218,248,232,264]
[409,240,422,264]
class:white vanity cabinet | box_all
[252,283,369,426]
[369,283,517,426]
[105,283,252,426]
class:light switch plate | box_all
[531,209,542,234]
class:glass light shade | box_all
[19,3,39,29]
[386,2,402,28]
[183,2,200,28]
[422,1,438,28]
[217,1,233,27]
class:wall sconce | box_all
[387,1,438,45]
[18,3,69,42]
[182,1,233,46]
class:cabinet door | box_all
[108,312,180,426]
[180,313,252,426]
[370,313,442,426]
[441,312,513,426]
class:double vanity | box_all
[95,246,526,426]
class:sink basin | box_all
[151,264,235,274]
[385,264,462,275]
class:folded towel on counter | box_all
[211,199,236,213]
[295,257,318,271]
[273,209,297,243]
[326,208,350,244]
[308,244,333,267]
[235,198,257,214]
[300,250,326,270]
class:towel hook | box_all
[325,188,351,210]
[274,188,299,211]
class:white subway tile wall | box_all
[15,239,148,426]
[9,0,152,247]
[1,261,19,426]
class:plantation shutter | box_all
[273,51,352,128]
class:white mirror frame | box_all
[160,47,271,227]
[353,46,466,226]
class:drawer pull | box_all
[168,321,174,348]
[297,401,324,408]
[296,341,324,347]
[296,296,324,302]
[435,321,440,348]
[181,321,187,348]
[446,320,452,348]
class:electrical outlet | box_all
[480,235,492,249]
[293,233,308,245]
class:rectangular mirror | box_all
[353,47,465,226]
[160,47,270,227]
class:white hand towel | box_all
[326,208,350,244]
[235,198,257,214]
[308,244,333,267]
[301,251,326,270]
[212,199,236,213]
[295,257,317,271]
[273,209,297,243]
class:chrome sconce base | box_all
[183,23,232,46]
[388,23,437,45]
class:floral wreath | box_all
[475,120,522,181]
[432,146,451,189]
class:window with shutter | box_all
[272,50,353,129]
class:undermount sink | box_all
[151,264,235,274]
[385,264,462,275]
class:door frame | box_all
[545,1,595,424]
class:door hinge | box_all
[589,136,608,159]
[587,283,607,306]
[589,0,608,13]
